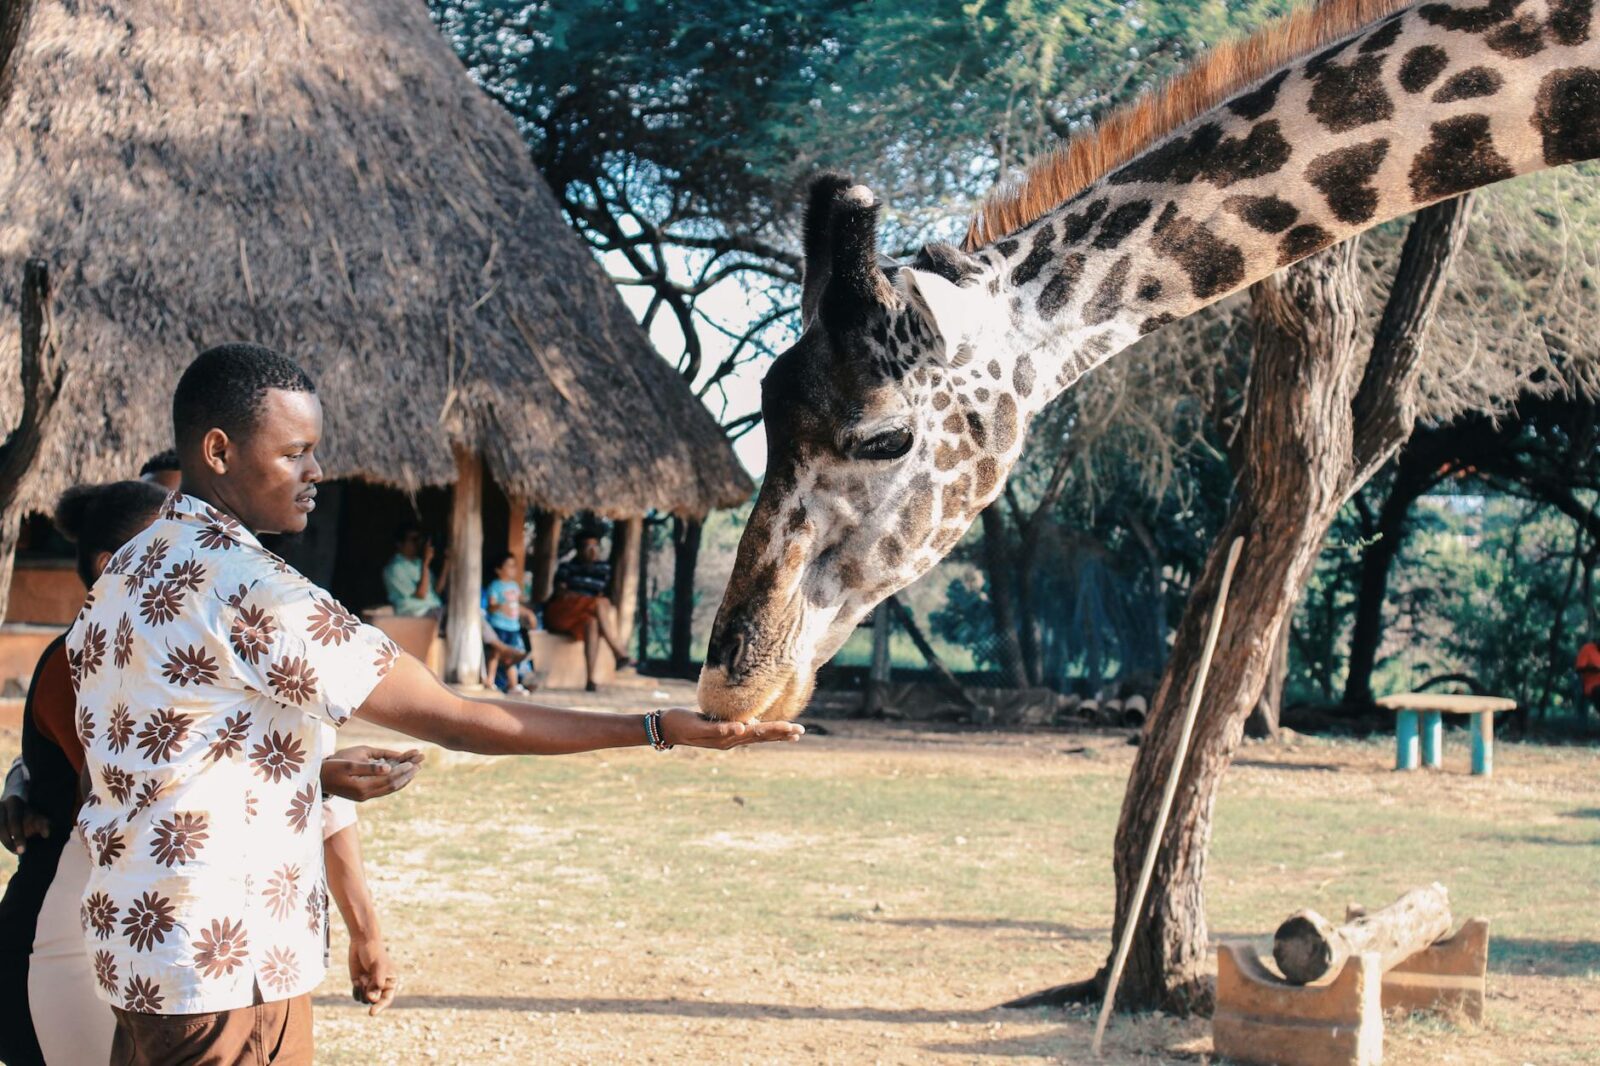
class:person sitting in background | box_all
[1575,639,1600,716]
[137,449,181,492]
[484,553,536,695]
[383,523,446,618]
[543,528,632,692]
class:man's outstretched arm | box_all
[354,654,801,755]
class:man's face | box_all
[222,389,324,534]
[578,538,602,563]
[397,531,425,560]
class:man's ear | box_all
[901,268,987,367]
[200,428,231,475]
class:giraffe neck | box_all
[982,0,1598,419]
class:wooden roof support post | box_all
[505,493,527,585]
[445,445,485,687]
[0,259,66,622]
[530,510,560,606]
[609,516,642,658]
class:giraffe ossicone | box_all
[698,0,1600,723]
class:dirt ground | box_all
[3,676,1598,1064]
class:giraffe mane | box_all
[962,0,1413,250]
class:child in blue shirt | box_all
[485,554,535,694]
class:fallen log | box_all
[1273,883,1452,985]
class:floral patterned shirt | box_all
[66,493,398,1014]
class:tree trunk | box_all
[979,503,1028,687]
[609,516,643,658]
[0,0,33,114]
[0,259,67,622]
[445,446,485,686]
[638,519,656,663]
[504,494,527,586]
[529,510,561,605]
[1245,618,1291,740]
[669,515,702,677]
[864,604,892,716]
[1103,197,1470,1014]
[1110,240,1367,1012]
[886,595,981,713]
[1342,462,1434,706]
[1015,522,1044,687]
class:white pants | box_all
[28,836,116,1065]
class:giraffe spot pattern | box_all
[1534,67,1600,165]
[1360,13,1406,53]
[1084,255,1132,326]
[1136,275,1163,300]
[1227,70,1289,120]
[975,458,1000,499]
[905,474,935,545]
[1223,194,1299,233]
[1092,199,1154,250]
[1060,198,1109,245]
[1307,53,1394,133]
[1399,45,1450,92]
[986,360,1002,379]
[1108,120,1291,188]
[1433,65,1504,101]
[1013,355,1035,399]
[996,238,1020,257]
[1486,13,1545,55]
[879,536,904,565]
[1036,253,1087,321]
[974,387,990,402]
[1306,138,1391,223]
[1279,223,1335,266]
[1009,223,1055,287]
[992,396,1019,454]
[1151,203,1245,300]
[1548,0,1593,45]
[1139,313,1177,335]
[965,411,988,448]
[1303,37,1357,79]
[941,477,971,520]
[1419,0,1519,34]
[1409,113,1515,201]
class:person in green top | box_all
[383,522,448,617]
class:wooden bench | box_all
[1376,693,1516,776]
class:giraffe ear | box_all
[901,267,986,367]
[800,173,853,330]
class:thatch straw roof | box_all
[0,0,752,518]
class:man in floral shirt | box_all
[67,344,802,1064]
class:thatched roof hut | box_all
[0,0,752,519]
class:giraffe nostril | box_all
[726,630,750,680]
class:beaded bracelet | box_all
[644,709,673,751]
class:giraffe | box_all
[698,0,1600,723]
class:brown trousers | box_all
[110,993,312,1066]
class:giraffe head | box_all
[698,175,1027,722]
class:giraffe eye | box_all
[851,427,913,462]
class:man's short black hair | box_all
[138,449,180,477]
[394,522,425,544]
[172,343,316,452]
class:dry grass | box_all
[4,681,1598,1063]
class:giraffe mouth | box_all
[696,663,817,723]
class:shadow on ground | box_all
[1490,937,1600,977]
[828,914,1108,940]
